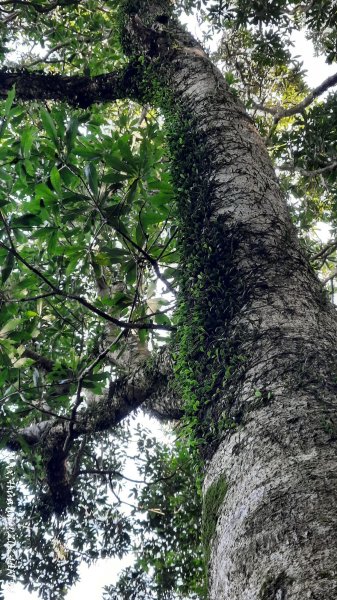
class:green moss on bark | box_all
[202,477,228,583]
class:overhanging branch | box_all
[0,62,141,107]
[253,71,337,122]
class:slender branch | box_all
[253,72,337,121]
[278,160,337,177]
[112,222,177,296]
[1,9,20,22]
[62,330,127,454]
[27,41,73,67]
[312,240,337,262]
[62,378,84,454]
[16,395,73,421]
[16,292,56,302]
[79,467,177,486]
[0,241,175,330]
[322,267,337,286]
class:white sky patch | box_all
[292,29,337,88]
[311,221,332,244]
[180,11,222,53]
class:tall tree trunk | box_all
[121,3,337,598]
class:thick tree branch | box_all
[2,346,182,511]
[0,62,141,108]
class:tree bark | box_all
[120,4,337,598]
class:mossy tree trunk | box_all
[120,2,337,598]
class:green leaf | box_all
[66,117,78,154]
[24,159,35,177]
[0,318,21,337]
[50,166,62,194]
[47,230,58,256]
[12,213,43,227]
[99,247,129,263]
[125,259,137,285]
[21,128,34,159]
[84,372,109,382]
[125,179,139,204]
[1,251,14,284]
[4,86,15,117]
[140,212,165,229]
[40,109,59,149]
[35,182,56,202]
[106,155,137,175]
[154,313,171,326]
[101,172,128,185]
[136,222,147,247]
[0,199,11,208]
[85,163,99,197]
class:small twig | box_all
[16,292,56,302]
[112,223,177,296]
[14,394,73,421]
[312,240,337,262]
[79,467,177,486]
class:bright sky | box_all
[3,10,337,600]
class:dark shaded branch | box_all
[22,348,57,371]
[312,240,337,262]
[78,467,177,486]
[0,62,141,108]
[2,346,182,510]
[0,0,80,13]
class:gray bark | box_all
[121,5,337,598]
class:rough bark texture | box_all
[0,63,140,107]
[120,4,337,598]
